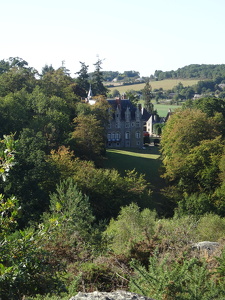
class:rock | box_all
[70,291,156,300]
[192,241,219,252]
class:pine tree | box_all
[143,79,154,113]
[91,57,108,96]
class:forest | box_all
[154,64,225,80]
[2,57,225,300]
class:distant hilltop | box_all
[101,64,225,84]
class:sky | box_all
[1,0,225,77]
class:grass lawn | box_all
[154,102,180,117]
[104,147,173,216]
[104,146,171,215]
[104,146,164,189]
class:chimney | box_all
[115,97,121,107]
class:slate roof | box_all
[107,99,151,121]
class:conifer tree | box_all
[143,79,154,113]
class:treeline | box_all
[154,64,225,80]
[101,70,142,82]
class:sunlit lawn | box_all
[104,147,171,215]
[104,146,163,188]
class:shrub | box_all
[0,228,65,300]
[104,203,157,256]
[196,213,225,241]
[156,215,198,249]
[129,251,225,300]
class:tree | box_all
[125,90,140,106]
[91,58,108,96]
[39,67,75,99]
[0,64,37,96]
[160,108,225,214]
[0,90,31,136]
[104,203,156,255]
[49,177,95,239]
[29,87,72,147]
[161,109,221,182]
[75,61,90,96]
[191,97,225,118]
[72,114,106,163]
[49,147,152,220]
[3,129,59,227]
[142,79,154,113]
[41,64,55,75]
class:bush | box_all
[0,228,65,300]
[129,251,225,300]
[156,215,198,249]
[104,203,157,256]
[196,213,225,241]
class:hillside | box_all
[107,78,199,93]
[154,64,225,80]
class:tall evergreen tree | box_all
[142,79,154,113]
[75,61,90,97]
[91,57,108,96]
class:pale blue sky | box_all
[1,0,225,76]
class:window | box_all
[111,132,115,140]
[115,132,120,140]
[136,131,141,139]
[125,122,130,128]
[125,132,130,140]
[107,133,111,141]
[115,122,120,128]
[131,122,135,127]
[136,121,140,127]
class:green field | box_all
[104,146,163,189]
[104,146,168,213]
[108,78,199,93]
[154,102,181,117]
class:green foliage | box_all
[0,134,16,181]
[154,64,225,80]
[161,109,221,181]
[72,114,106,163]
[91,58,108,96]
[3,129,59,227]
[49,177,95,239]
[75,61,90,96]
[160,108,225,213]
[142,80,154,113]
[129,252,225,300]
[196,213,225,241]
[177,193,214,216]
[0,194,19,238]
[104,203,156,255]
[156,215,198,248]
[0,228,65,300]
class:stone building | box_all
[106,97,150,148]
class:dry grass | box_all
[108,79,199,93]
